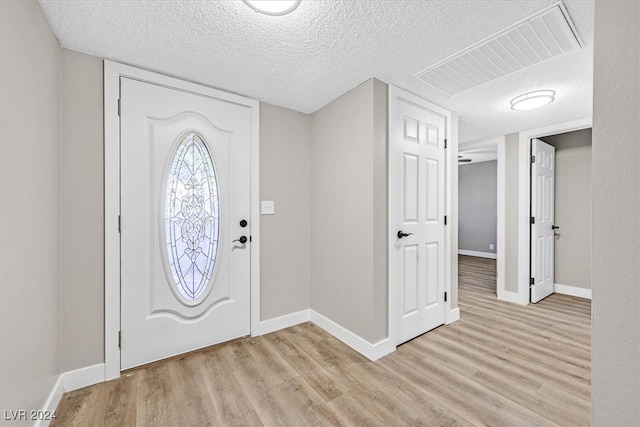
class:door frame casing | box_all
[104,61,260,380]
[387,85,455,353]
[516,117,591,304]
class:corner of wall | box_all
[310,79,386,345]
[372,78,389,339]
[259,103,312,322]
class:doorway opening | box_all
[458,137,500,299]
[516,118,592,304]
[530,128,593,303]
[459,120,592,306]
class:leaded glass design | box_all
[165,133,219,302]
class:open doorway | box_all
[531,128,593,302]
[459,124,592,306]
[458,137,500,297]
[513,118,592,305]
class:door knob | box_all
[233,236,248,244]
[551,225,560,230]
[397,231,413,239]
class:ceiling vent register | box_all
[413,2,582,97]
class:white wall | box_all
[310,79,388,344]
[0,0,61,420]
[259,103,311,320]
[591,1,640,425]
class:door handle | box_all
[551,225,560,230]
[233,236,248,244]
[397,231,413,239]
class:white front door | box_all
[530,138,555,303]
[389,88,447,347]
[120,77,251,370]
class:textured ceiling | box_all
[39,0,594,143]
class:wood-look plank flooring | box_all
[52,255,591,426]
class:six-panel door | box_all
[392,98,446,346]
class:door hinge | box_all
[118,330,121,348]
[444,292,448,302]
[530,277,535,285]
[530,216,535,224]
[530,155,536,163]
[444,138,447,149]
[444,215,448,225]
[117,98,121,116]
[118,215,121,233]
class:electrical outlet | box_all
[261,201,275,215]
[489,243,495,251]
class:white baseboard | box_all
[497,288,527,305]
[253,309,311,336]
[458,249,497,259]
[61,363,105,392]
[310,310,390,361]
[38,363,105,426]
[38,375,64,427]
[555,283,592,300]
[445,307,460,324]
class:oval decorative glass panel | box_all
[165,133,220,302]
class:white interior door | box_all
[120,77,251,370]
[390,89,446,346]
[531,138,555,303]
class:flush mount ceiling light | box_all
[243,0,301,16]
[510,90,556,111]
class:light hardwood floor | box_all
[52,255,591,426]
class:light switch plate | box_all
[261,201,275,215]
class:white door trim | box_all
[516,117,591,304]
[104,61,260,380]
[388,85,453,353]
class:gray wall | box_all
[592,1,640,425]
[504,133,520,293]
[259,103,311,320]
[0,0,61,419]
[60,49,105,372]
[459,161,497,254]
[541,129,592,291]
[372,80,389,337]
[310,79,388,344]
